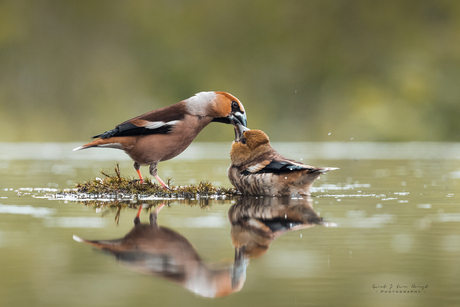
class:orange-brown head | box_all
[230,126,272,166]
[184,91,247,127]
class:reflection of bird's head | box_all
[230,127,272,166]
[231,224,271,259]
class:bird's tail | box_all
[73,235,89,243]
[73,235,123,250]
[320,220,338,227]
[316,167,339,174]
[73,138,123,151]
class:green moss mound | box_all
[69,164,239,199]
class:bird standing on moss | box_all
[74,91,247,188]
[228,124,337,196]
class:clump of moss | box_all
[64,163,239,200]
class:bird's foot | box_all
[155,203,165,214]
[155,175,171,190]
[135,169,144,184]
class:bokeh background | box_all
[1,0,460,143]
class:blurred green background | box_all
[1,0,460,143]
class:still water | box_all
[0,142,459,307]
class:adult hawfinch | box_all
[74,91,247,187]
[73,204,247,298]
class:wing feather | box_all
[240,155,318,176]
[93,102,187,139]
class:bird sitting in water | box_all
[228,124,338,196]
[74,91,247,188]
[229,196,334,259]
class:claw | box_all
[155,175,170,190]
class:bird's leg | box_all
[150,203,165,226]
[133,162,144,184]
[149,163,170,189]
[134,205,143,225]
[136,170,144,184]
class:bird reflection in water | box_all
[73,204,247,298]
[229,196,335,259]
[73,197,334,298]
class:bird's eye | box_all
[231,101,239,111]
[241,138,247,145]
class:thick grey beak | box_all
[233,123,250,142]
[229,111,247,128]
[232,246,248,289]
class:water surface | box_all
[0,142,459,307]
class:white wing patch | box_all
[145,121,164,129]
[145,120,180,130]
[246,160,271,173]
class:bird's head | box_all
[230,124,272,166]
[206,92,247,127]
[185,91,247,126]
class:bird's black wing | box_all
[241,159,316,175]
[93,122,174,139]
[92,102,187,139]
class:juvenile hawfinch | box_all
[74,91,247,187]
[73,204,247,298]
[229,197,330,259]
[228,124,338,196]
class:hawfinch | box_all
[229,197,329,259]
[228,124,338,196]
[73,204,247,298]
[74,91,247,187]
